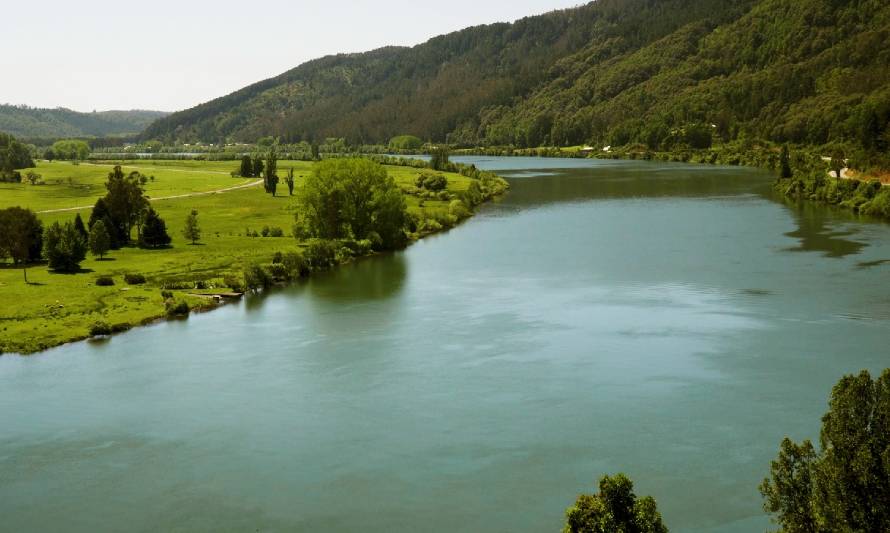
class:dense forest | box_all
[143,0,889,161]
[0,106,168,139]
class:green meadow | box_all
[0,159,486,354]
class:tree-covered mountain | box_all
[0,106,169,139]
[142,0,890,154]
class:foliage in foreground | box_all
[760,369,890,533]
[565,474,668,533]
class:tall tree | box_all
[252,154,264,180]
[285,168,295,196]
[265,146,279,195]
[182,210,201,245]
[43,221,88,273]
[103,166,149,243]
[0,207,44,283]
[239,155,253,177]
[88,219,111,259]
[564,474,669,533]
[73,213,89,241]
[138,208,171,249]
[760,369,890,532]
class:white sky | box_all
[3,1,583,113]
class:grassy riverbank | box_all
[0,159,507,355]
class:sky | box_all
[3,0,582,113]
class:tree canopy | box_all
[565,474,669,533]
[294,158,407,250]
[0,132,35,172]
[760,369,890,532]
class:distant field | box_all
[0,159,480,354]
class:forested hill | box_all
[142,0,890,153]
[0,106,169,139]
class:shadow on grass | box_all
[96,257,117,262]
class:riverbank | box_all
[0,160,508,355]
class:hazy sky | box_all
[4,1,582,113]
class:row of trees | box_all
[563,368,890,532]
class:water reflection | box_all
[777,197,867,258]
[500,163,770,209]
[304,253,407,303]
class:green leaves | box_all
[565,474,669,533]
[761,369,890,532]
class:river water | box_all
[2,157,888,532]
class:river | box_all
[2,157,889,532]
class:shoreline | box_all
[1,166,509,357]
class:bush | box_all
[160,290,173,299]
[261,226,271,237]
[243,263,272,292]
[96,276,115,286]
[449,199,471,219]
[267,263,287,281]
[269,226,284,238]
[416,170,448,191]
[224,274,244,292]
[89,321,113,336]
[165,299,190,317]
[304,239,339,271]
[281,250,309,279]
[272,251,284,264]
[124,273,146,285]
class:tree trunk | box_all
[23,266,28,284]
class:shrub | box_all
[96,276,115,286]
[261,226,271,237]
[449,199,471,219]
[165,299,190,317]
[267,263,287,281]
[269,226,284,237]
[224,274,244,292]
[281,250,309,279]
[89,321,113,336]
[124,273,146,285]
[416,170,448,191]
[243,263,272,292]
[304,239,339,271]
[160,290,173,299]
[272,251,284,264]
[194,280,210,290]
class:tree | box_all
[780,145,793,179]
[0,132,35,172]
[43,148,56,161]
[239,155,253,177]
[43,221,87,273]
[252,154,265,180]
[429,146,451,171]
[760,369,890,532]
[285,168,295,196]
[295,158,408,249]
[310,142,320,161]
[88,219,111,259]
[73,213,89,241]
[389,135,423,150]
[565,474,669,533]
[0,207,44,283]
[182,209,201,245]
[139,208,171,248]
[88,198,121,250]
[265,146,279,195]
[51,139,91,161]
[103,166,149,243]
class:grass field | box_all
[0,159,489,354]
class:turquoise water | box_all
[2,158,889,531]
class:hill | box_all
[142,0,890,153]
[0,106,169,139]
